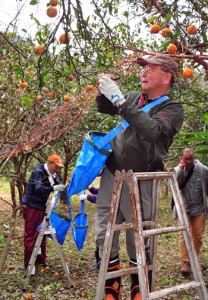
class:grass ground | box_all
[0,179,207,299]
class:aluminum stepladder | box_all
[95,170,208,300]
[23,194,73,291]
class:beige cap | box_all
[137,54,178,81]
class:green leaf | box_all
[147,16,157,23]
[13,67,22,75]
[29,0,38,5]
[33,17,41,26]
[22,96,32,107]
[161,40,171,47]
[107,51,114,57]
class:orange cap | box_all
[48,155,64,168]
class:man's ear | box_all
[163,72,172,85]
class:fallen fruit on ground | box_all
[6,265,12,270]
[20,81,28,88]
[183,67,193,78]
[167,43,177,54]
[63,95,70,101]
[36,95,43,101]
[39,268,45,273]
[46,6,57,18]
[59,33,70,44]
[54,271,60,276]
[150,24,161,34]
[43,87,49,93]
[35,45,44,55]
[161,27,171,38]
[186,25,197,35]
[67,75,73,81]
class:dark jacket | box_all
[22,163,62,210]
[96,91,184,173]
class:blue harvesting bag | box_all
[67,131,112,197]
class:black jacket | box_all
[22,163,62,209]
[96,91,184,173]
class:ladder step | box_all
[105,266,153,280]
[143,225,187,237]
[115,221,156,231]
[114,224,187,236]
[149,281,201,299]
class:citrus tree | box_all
[0,0,207,188]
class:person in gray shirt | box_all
[174,148,208,275]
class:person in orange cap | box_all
[22,154,66,274]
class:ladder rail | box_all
[95,170,208,300]
[23,195,73,291]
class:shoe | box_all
[105,256,121,300]
[90,260,101,271]
[181,262,191,275]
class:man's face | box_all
[180,151,195,170]
[48,162,62,175]
[140,63,171,94]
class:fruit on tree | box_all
[46,6,58,18]
[86,85,93,92]
[50,0,58,6]
[182,67,193,78]
[167,44,177,54]
[63,95,70,101]
[150,24,161,34]
[35,45,44,55]
[161,27,171,38]
[186,25,197,35]
[20,81,28,88]
[59,33,70,44]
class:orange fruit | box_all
[20,81,27,88]
[48,91,55,98]
[86,85,93,92]
[35,45,44,55]
[167,43,177,54]
[67,75,73,81]
[43,87,49,93]
[34,118,39,124]
[182,67,193,78]
[59,33,70,44]
[46,6,57,18]
[39,268,45,273]
[54,271,60,276]
[186,25,197,35]
[16,88,22,94]
[45,266,50,270]
[50,0,58,6]
[63,95,70,101]
[25,292,33,299]
[36,95,43,101]
[6,265,12,270]
[161,27,171,38]
[150,24,161,34]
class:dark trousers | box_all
[23,206,46,269]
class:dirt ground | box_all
[0,192,208,299]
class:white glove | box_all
[79,194,87,201]
[53,184,66,192]
[99,75,124,105]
